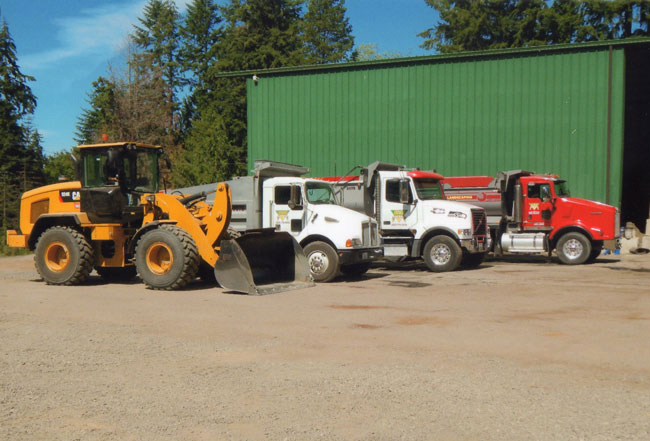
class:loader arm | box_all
[142,183,232,267]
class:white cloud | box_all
[21,0,191,71]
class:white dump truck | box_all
[321,162,491,272]
[179,161,382,282]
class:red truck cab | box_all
[444,170,620,264]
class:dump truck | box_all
[175,160,383,282]
[321,162,491,272]
[5,142,313,295]
[442,170,621,264]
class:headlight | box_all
[448,211,467,219]
[431,208,446,214]
[346,238,362,247]
[457,229,472,237]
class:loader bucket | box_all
[214,230,315,295]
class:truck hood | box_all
[419,199,482,213]
[308,203,375,224]
[561,197,617,213]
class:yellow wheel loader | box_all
[5,142,313,294]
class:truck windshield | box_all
[306,182,337,204]
[413,179,444,200]
[554,180,570,197]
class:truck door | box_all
[523,182,552,229]
[270,185,304,236]
[380,178,416,231]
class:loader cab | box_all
[78,142,161,224]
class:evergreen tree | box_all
[74,76,117,144]
[0,18,42,231]
[132,0,181,121]
[189,0,305,181]
[302,0,354,64]
[419,0,650,53]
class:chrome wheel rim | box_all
[308,251,329,274]
[563,239,584,260]
[430,243,451,265]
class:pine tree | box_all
[0,18,41,231]
[74,76,117,144]
[132,0,181,120]
[302,0,354,64]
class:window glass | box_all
[554,180,570,197]
[413,179,443,200]
[385,179,412,203]
[306,182,336,204]
[275,186,301,204]
[528,183,540,199]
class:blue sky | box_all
[1,0,437,155]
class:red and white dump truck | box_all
[442,170,621,264]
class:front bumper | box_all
[338,247,383,265]
[460,235,492,253]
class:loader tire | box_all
[556,232,591,265]
[423,235,462,272]
[135,224,199,290]
[34,226,94,285]
[95,266,137,282]
[304,241,339,283]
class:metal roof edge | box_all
[215,37,650,79]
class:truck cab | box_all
[259,176,382,281]
[444,170,620,264]
[329,162,491,272]
[182,160,382,282]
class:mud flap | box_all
[214,229,314,295]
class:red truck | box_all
[442,170,620,264]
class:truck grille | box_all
[362,222,380,247]
[471,208,488,236]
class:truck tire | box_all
[34,226,94,285]
[304,241,339,282]
[423,235,462,272]
[340,262,371,276]
[556,232,592,265]
[460,252,485,269]
[95,266,137,282]
[135,224,199,290]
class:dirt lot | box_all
[1,253,649,441]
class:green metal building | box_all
[236,39,650,229]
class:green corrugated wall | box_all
[247,47,626,207]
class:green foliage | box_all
[74,76,117,144]
[352,43,404,61]
[133,0,182,114]
[43,150,77,184]
[419,0,650,53]
[0,19,44,231]
[302,0,355,64]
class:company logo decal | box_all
[276,210,290,223]
[60,190,80,202]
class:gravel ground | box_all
[1,253,649,440]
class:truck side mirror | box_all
[289,185,303,210]
[399,179,410,204]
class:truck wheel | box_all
[556,232,592,265]
[34,226,94,285]
[135,225,199,290]
[340,262,371,276]
[461,252,485,269]
[423,236,462,272]
[304,241,339,282]
[95,266,137,282]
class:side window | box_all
[540,184,551,201]
[386,180,400,203]
[274,185,301,204]
[274,186,291,204]
[385,179,412,203]
[527,183,540,199]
